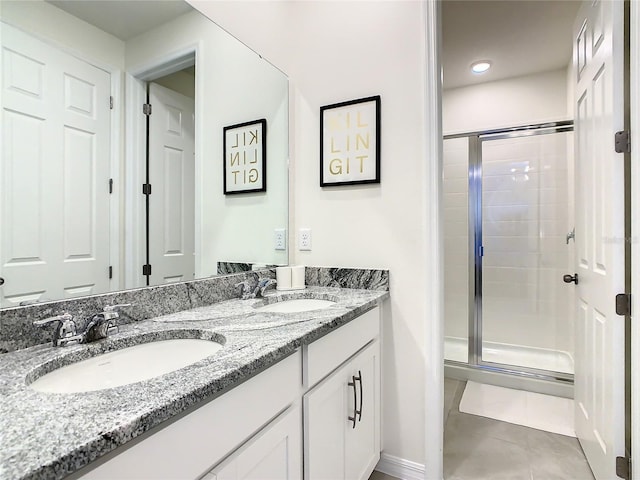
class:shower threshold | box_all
[445,336,574,375]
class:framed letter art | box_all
[223,119,267,194]
[320,95,380,187]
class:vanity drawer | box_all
[303,306,379,388]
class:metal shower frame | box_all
[444,120,575,384]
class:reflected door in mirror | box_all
[1,24,111,307]
[147,82,195,285]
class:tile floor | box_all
[370,379,594,480]
[369,471,399,480]
[444,379,595,480]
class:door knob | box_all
[563,273,578,285]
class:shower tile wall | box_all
[481,133,575,365]
[444,137,469,363]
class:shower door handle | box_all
[563,273,579,285]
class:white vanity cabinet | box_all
[76,305,381,480]
[303,307,381,480]
[203,305,381,480]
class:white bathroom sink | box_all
[29,339,223,394]
[254,298,336,313]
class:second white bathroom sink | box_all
[254,298,336,313]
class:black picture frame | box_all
[223,119,267,194]
[320,95,380,187]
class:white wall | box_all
[443,68,571,135]
[189,0,431,468]
[125,11,289,275]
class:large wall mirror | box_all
[0,0,289,308]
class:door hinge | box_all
[143,103,152,116]
[615,130,631,153]
[110,96,114,110]
[109,178,113,194]
[143,264,152,276]
[616,456,631,480]
[142,183,152,195]
[108,266,113,279]
[615,293,631,316]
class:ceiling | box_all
[48,0,580,87]
[442,0,582,89]
[46,0,193,41]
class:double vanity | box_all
[0,269,389,480]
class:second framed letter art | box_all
[223,119,267,194]
[320,95,380,187]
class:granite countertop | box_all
[0,287,389,480]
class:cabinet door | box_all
[304,342,380,480]
[304,364,348,480]
[208,404,302,480]
[345,343,380,480]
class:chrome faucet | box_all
[257,278,277,297]
[235,277,277,300]
[83,304,131,343]
[33,313,83,347]
[33,304,132,347]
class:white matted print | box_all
[223,119,267,194]
[320,96,380,186]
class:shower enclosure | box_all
[443,122,575,388]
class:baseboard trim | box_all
[375,452,425,480]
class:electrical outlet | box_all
[274,228,286,251]
[299,228,312,251]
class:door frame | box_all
[423,1,443,479]
[431,2,638,480]
[630,2,639,477]
[124,43,202,289]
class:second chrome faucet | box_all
[235,277,277,300]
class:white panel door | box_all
[572,2,625,478]
[0,23,111,307]
[148,82,195,285]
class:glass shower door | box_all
[479,130,574,375]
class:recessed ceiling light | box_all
[471,61,491,74]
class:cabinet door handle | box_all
[348,375,358,429]
[355,370,363,422]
